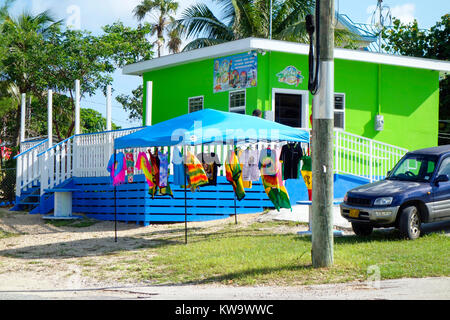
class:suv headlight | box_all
[374,197,393,206]
[343,193,348,203]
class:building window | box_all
[334,93,345,130]
[229,90,246,114]
[188,96,203,113]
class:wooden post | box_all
[311,0,334,268]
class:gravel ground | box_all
[0,207,449,300]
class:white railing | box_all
[14,138,49,197]
[36,127,146,195]
[20,138,48,154]
[334,130,408,182]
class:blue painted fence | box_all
[72,174,274,225]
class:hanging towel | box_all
[184,150,209,190]
[225,149,245,201]
[259,147,291,211]
[107,152,126,186]
[125,151,135,183]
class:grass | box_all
[99,220,450,286]
[0,228,19,239]
[44,218,98,228]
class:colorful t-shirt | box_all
[172,147,186,186]
[158,152,169,187]
[196,152,221,186]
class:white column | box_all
[74,79,81,135]
[47,90,53,147]
[20,93,26,143]
[145,81,153,126]
[73,79,81,177]
[106,85,112,131]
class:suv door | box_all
[431,156,450,222]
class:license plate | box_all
[349,209,360,218]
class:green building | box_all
[123,37,450,151]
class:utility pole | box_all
[311,0,334,268]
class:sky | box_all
[6,0,450,128]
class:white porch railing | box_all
[37,127,145,195]
[334,130,408,182]
[14,138,49,197]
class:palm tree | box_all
[133,0,179,57]
[177,0,356,51]
[178,0,314,50]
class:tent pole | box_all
[114,149,117,243]
[234,143,238,224]
[184,145,188,244]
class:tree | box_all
[133,0,179,57]
[80,108,121,134]
[177,0,355,51]
[0,10,62,145]
[382,14,449,145]
[0,9,154,146]
[115,85,143,123]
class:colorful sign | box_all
[213,52,257,93]
[276,66,304,87]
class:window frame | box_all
[228,89,246,114]
[188,96,204,113]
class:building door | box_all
[272,89,308,129]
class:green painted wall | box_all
[142,50,439,151]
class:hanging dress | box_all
[225,148,246,201]
[172,147,187,186]
[136,152,154,189]
[107,152,126,186]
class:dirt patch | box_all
[0,208,305,290]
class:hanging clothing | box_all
[148,149,160,188]
[196,152,221,186]
[300,155,312,201]
[238,148,260,182]
[125,151,135,183]
[184,150,209,191]
[107,152,126,186]
[259,147,291,211]
[280,143,303,180]
[158,152,169,187]
[172,147,187,186]
[136,152,154,188]
[225,149,246,201]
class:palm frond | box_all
[178,3,234,41]
[182,37,229,51]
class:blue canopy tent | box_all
[112,109,310,242]
[114,109,309,148]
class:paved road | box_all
[0,277,449,300]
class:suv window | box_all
[388,154,437,182]
[437,157,450,177]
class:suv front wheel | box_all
[399,205,421,240]
[351,222,373,236]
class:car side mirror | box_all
[387,170,391,176]
[435,174,449,185]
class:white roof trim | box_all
[123,37,450,76]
